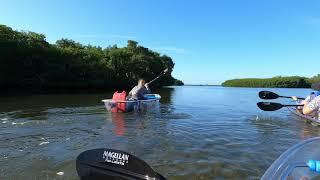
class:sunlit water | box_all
[1,86,320,179]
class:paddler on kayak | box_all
[291,83,320,110]
[127,78,151,100]
[302,82,320,118]
[292,82,320,118]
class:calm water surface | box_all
[1,86,320,179]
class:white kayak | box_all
[261,137,320,180]
[102,94,161,113]
[287,107,320,125]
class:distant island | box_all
[0,25,183,93]
[222,75,320,88]
[184,84,221,86]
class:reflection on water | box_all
[110,113,126,136]
[158,87,175,105]
[1,86,320,179]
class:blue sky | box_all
[1,0,319,84]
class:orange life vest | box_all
[111,91,127,112]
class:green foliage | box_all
[0,24,183,91]
[222,76,311,88]
[173,79,184,86]
[308,74,320,84]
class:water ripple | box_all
[1,87,319,179]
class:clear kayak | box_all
[102,94,161,113]
[287,107,320,125]
[261,137,320,180]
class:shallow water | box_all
[1,86,320,179]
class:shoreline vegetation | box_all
[184,84,221,86]
[222,75,320,88]
[0,24,183,93]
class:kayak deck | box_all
[287,107,320,125]
[261,137,320,180]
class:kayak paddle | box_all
[147,68,169,85]
[257,102,303,111]
[258,91,304,100]
[76,148,166,180]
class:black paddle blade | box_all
[257,102,284,111]
[76,148,166,180]
[258,91,279,99]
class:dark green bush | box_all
[0,25,182,91]
[222,76,311,88]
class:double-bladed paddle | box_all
[258,91,304,100]
[147,68,169,85]
[257,102,303,111]
[76,148,166,180]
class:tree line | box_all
[0,24,183,93]
[222,75,320,88]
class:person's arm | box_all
[303,105,314,115]
[144,83,151,93]
[303,98,318,115]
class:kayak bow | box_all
[261,137,320,180]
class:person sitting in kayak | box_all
[127,79,151,100]
[292,85,320,109]
[302,82,320,119]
